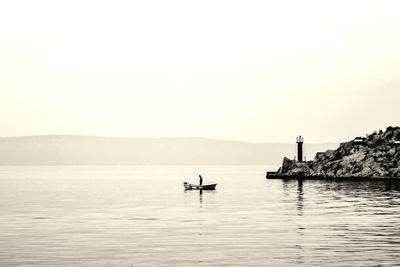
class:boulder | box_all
[279,157,295,174]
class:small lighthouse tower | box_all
[296,135,304,162]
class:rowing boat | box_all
[183,182,217,190]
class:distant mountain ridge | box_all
[0,135,338,166]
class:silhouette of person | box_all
[199,175,203,186]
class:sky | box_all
[0,0,399,143]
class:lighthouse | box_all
[296,135,304,162]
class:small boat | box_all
[183,182,217,190]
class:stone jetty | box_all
[268,126,400,179]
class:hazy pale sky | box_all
[1,0,399,143]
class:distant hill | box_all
[0,135,338,166]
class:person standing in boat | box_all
[199,175,203,186]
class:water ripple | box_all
[0,166,400,266]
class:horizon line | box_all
[0,134,340,145]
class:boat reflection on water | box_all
[183,182,218,207]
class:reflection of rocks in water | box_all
[276,126,400,178]
[282,180,400,217]
[385,181,400,191]
[315,180,400,207]
[319,180,400,191]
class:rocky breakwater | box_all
[274,127,400,179]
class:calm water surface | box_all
[1,166,400,267]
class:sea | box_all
[0,165,399,267]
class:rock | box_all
[391,167,400,177]
[279,157,295,174]
[287,163,311,176]
[275,126,400,178]
[393,130,400,141]
[360,167,374,177]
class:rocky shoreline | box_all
[269,127,400,179]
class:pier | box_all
[266,172,400,181]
